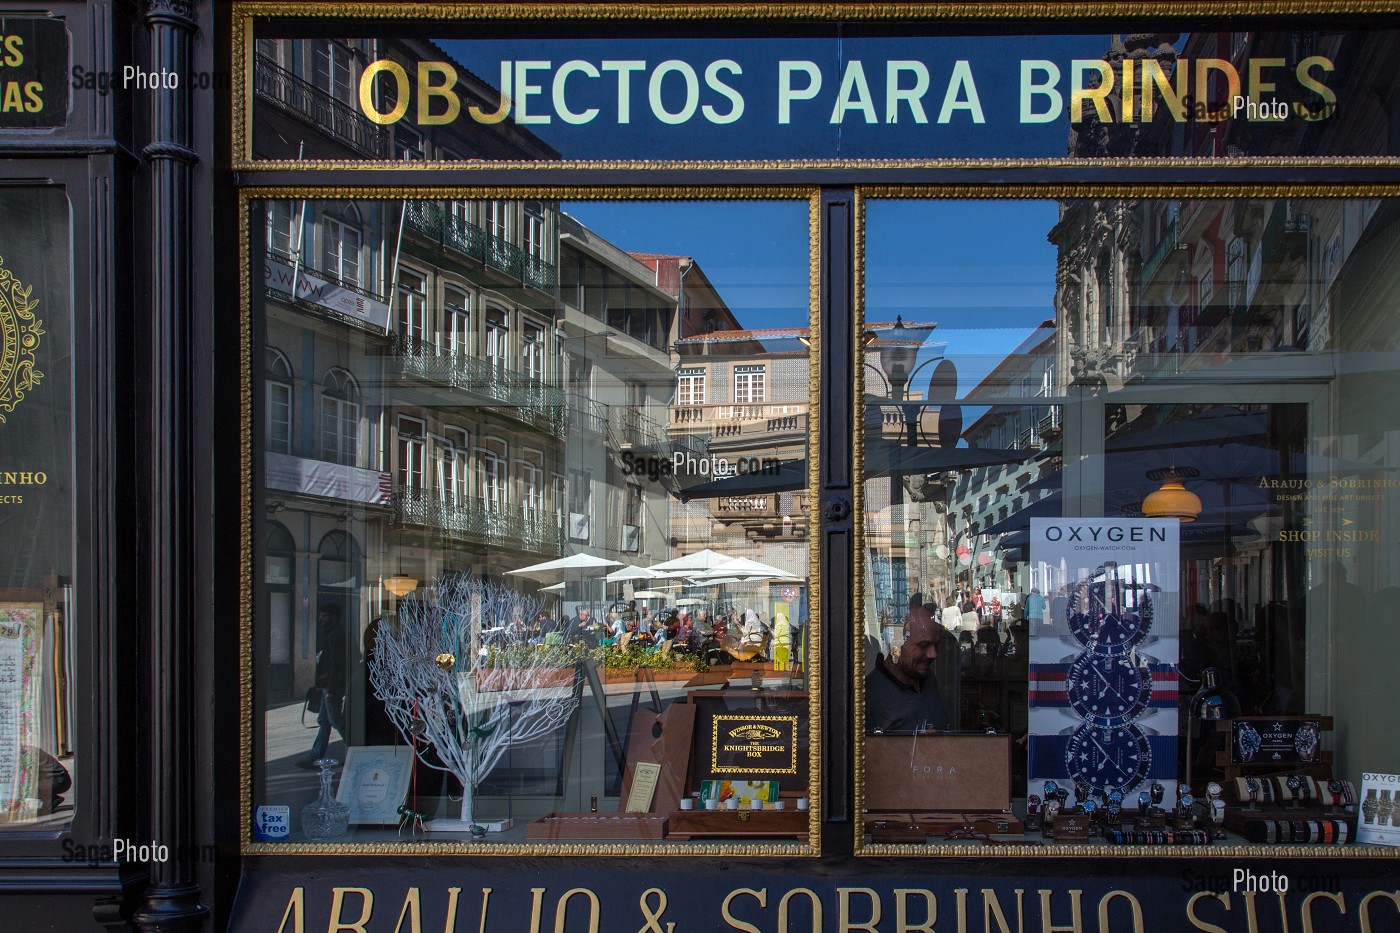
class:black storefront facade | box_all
[1,2,1400,931]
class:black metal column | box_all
[818,189,855,859]
[133,0,208,930]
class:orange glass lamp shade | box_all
[384,574,418,597]
[1141,467,1202,522]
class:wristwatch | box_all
[1286,774,1303,804]
[1150,782,1166,807]
[1246,778,1261,804]
[1362,789,1379,824]
[1207,781,1223,801]
[1138,790,1152,810]
[1377,790,1394,825]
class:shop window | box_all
[522,321,544,383]
[396,268,426,345]
[435,427,466,506]
[264,522,296,699]
[444,287,470,356]
[311,40,354,104]
[266,201,300,261]
[524,201,547,260]
[476,436,508,512]
[861,195,1400,856]
[320,206,362,288]
[677,367,706,407]
[734,364,766,405]
[249,197,812,853]
[319,369,360,467]
[397,416,425,493]
[484,306,509,372]
[265,348,294,455]
[486,199,510,242]
[520,451,543,521]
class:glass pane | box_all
[0,188,76,830]
[861,197,1400,850]
[251,198,814,848]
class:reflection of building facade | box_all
[669,326,810,606]
[1044,33,1400,781]
[255,38,689,700]
[950,322,1058,598]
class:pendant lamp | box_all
[1141,466,1202,522]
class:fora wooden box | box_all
[865,734,1012,812]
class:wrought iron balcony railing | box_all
[393,334,566,435]
[254,55,389,158]
[402,202,557,293]
[391,485,563,554]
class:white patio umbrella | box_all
[506,552,623,584]
[694,557,800,581]
[630,589,668,599]
[540,582,566,593]
[646,548,735,577]
[605,564,658,583]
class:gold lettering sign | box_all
[710,714,798,775]
[0,256,42,423]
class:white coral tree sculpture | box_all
[369,573,579,832]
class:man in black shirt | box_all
[866,601,949,734]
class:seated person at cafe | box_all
[866,597,950,734]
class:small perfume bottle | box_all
[301,758,350,841]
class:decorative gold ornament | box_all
[435,652,456,671]
[0,256,44,423]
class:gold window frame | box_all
[238,185,824,856]
[851,184,1400,858]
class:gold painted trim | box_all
[849,185,1400,858]
[235,156,1400,173]
[863,183,1400,199]
[238,186,812,201]
[806,190,822,849]
[851,191,869,852]
[233,2,1400,20]
[239,195,254,850]
[238,185,823,857]
[865,843,1400,858]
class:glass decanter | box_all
[301,758,349,841]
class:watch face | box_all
[1066,571,1153,652]
[1064,723,1153,792]
[1207,782,1223,799]
[1294,723,1319,762]
[1178,793,1195,808]
[1108,789,1124,805]
[1236,722,1263,761]
[1066,652,1153,726]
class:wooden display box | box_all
[526,812,668,841]
[865,734,1017,842]
[666,808,809,842]
[866,733,1012,812]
